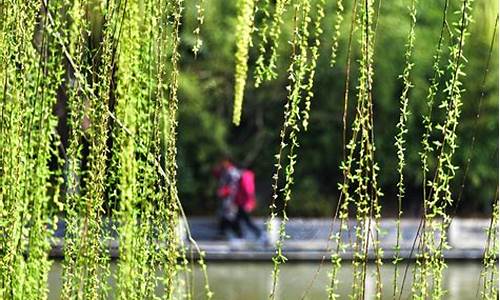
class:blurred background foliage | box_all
[176,0,498,217]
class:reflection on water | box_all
[48,261,484,299]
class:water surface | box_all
[49,261,485,299]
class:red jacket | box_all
[234,170,256,212]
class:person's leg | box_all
[231,218,243,238]
[218,217,229,236]
[239,209,261,238]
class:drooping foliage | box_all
[263,0,326,297]
[412,1,476,298]
[232,0,256,125]
[0,0,210,299]
[0,0,498,299]
[177,0,497,218]
[0,0,64,297]
[61,1,112,297]
[327,1,384,298]
[231,0,496,298]
[479,187,499,300]
[192,0,205,56]
[392,0,417,297]
[254,0,290,87]
[329,0,344,66]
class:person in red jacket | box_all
[234,169,262,239]
[214,158,264,240]
[213,158,242,238]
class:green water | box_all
[48,261,485,299]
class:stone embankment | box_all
[181,218,493,261]
[50,218,495,261]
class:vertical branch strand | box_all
[233,0,256,125]
[392,0,417,298]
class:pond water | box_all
[48,261,485,299]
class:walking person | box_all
[214,158,267,242]
[213,158,242,238]
[234,169,263,239]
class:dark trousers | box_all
[219,216,242,237]
[218,209,262,238]
[235,209,262,238]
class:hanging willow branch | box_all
[407,1,448,297]
[329,0,344,66]
[254,0,290,86]
[113,0,153,297]
[301,0,325,130]
[328,0,383,298]
[233,0,256,125]
[162,0,186,298]
[192,0,206,56]
[0,0,64,298]
[413,0,474,298]
[269,5,310,297]
[478,187,499,300]
[327,1,358,298]
[352,1,383,298]
[454,13,498,213]
[61,0,106,298]
[392,0,417,297]
[267,0,326,298]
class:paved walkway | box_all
[181,217,491,261]
[49,218,493,261]
[51,217,489,261]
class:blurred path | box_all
[49,217,492,261]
